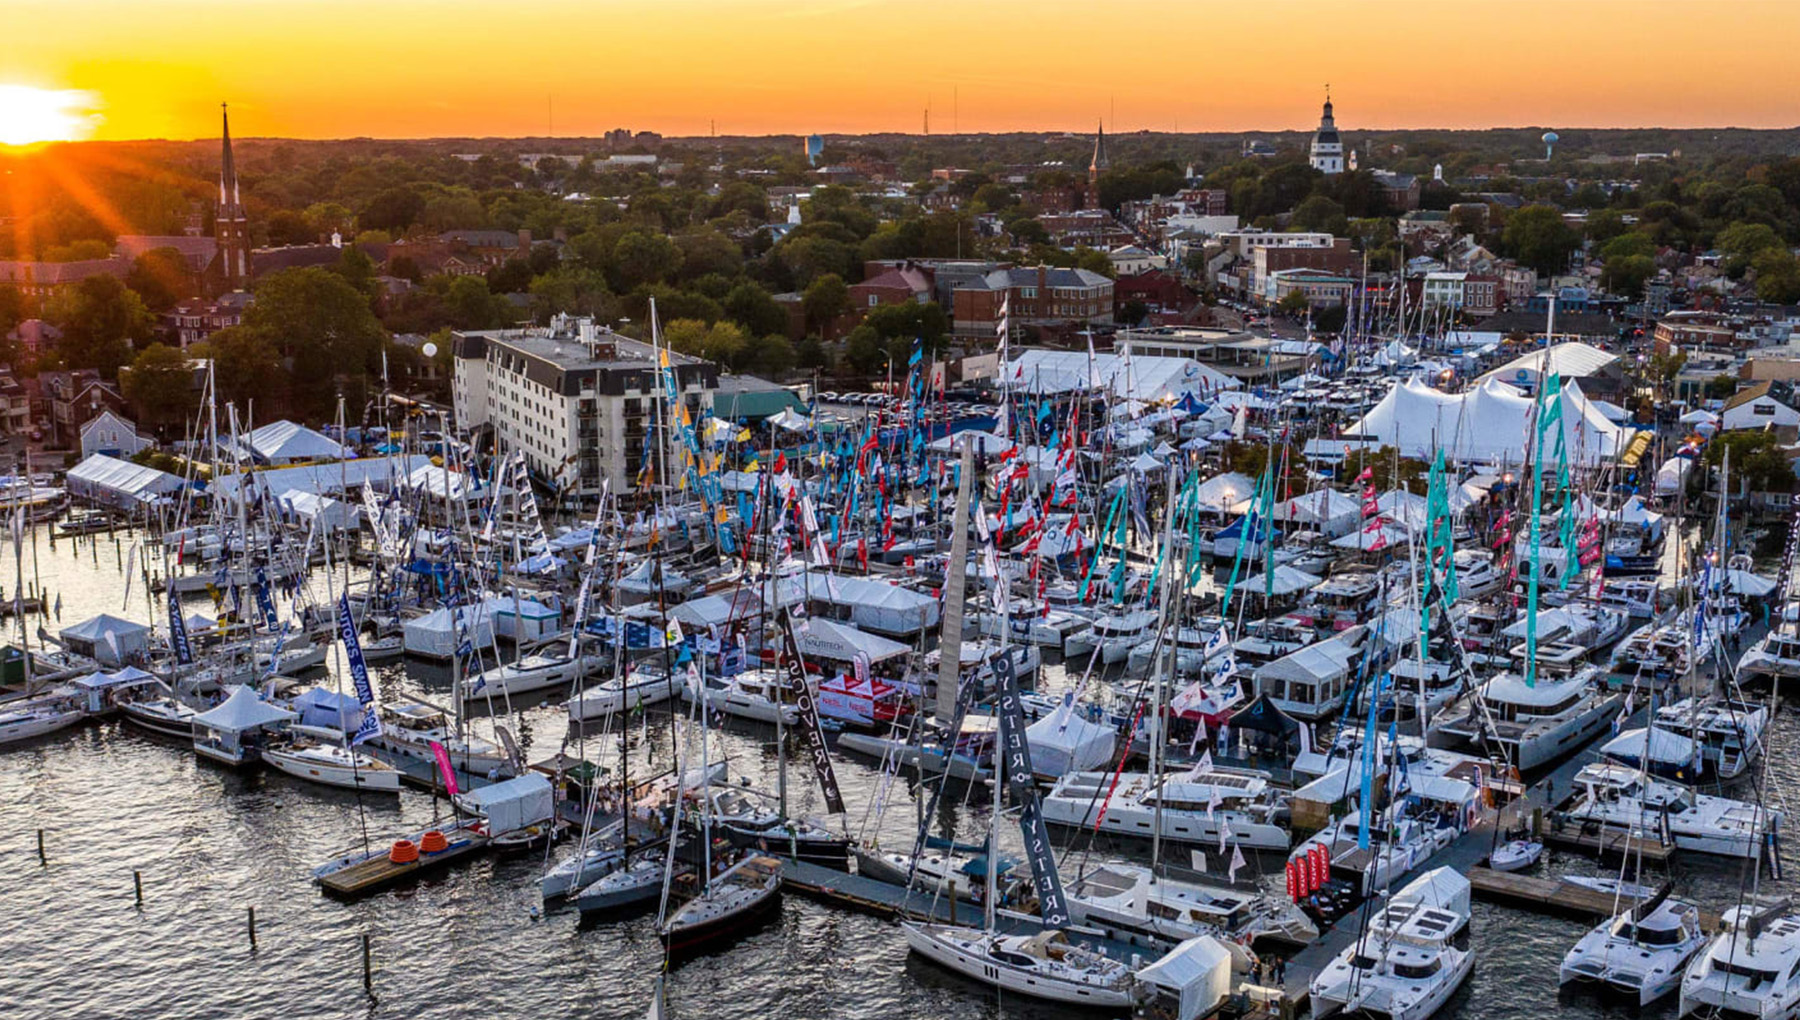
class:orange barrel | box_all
[389,839,420,863]
[420,830,449,854]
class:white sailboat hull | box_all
[263,746,402,792]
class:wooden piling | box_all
[133,870,142,904]
[36,828,44,864]
[247,906,256,949]
[362,934,372,990]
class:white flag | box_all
[1207,786,1221,820]
[1228,844,1247,882]
[1198,749,1215,774]
[1218,820,1232,854]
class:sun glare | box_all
[0,86,102,146]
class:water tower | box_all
[805,134,824,167]
[1542,130,1559,160]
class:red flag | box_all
[857,536,869,572]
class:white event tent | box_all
[1314,376,1628,466]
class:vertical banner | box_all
[168,594,193,666]
[992,653,1070,929]
[336,593,383,745]
[780,610,845,815]
[253,567,278,630]
[429,739,460,796]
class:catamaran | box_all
[1309,867,1474,1020]
[1560,888,1706,1006]
[1563,762,1781,860]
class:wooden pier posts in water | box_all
[133,870,142,905]
[247,906,256,950]
[36,828,44,865]
[363,934,373,991]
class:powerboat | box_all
[1680,902,1800,1019]
[975,600,1089,648]
[1063,607,1158,664]
[1560,890,1705,1006]
[1437,664,1619,771]
[901,924,1135,1008]
[1309,867,1474,1020]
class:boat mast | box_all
[936,439,975,725]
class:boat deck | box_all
[778,860,1143,963]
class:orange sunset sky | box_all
[4,0,1799,142]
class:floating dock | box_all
[319,831,491,899]
[1538,817,1678,863]
[1468,867,1722,929]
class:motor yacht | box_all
[460,649,605,701]
[1437,664,1619,771]
[1063,607,1159,664]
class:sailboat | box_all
[1560,887,1706,1005]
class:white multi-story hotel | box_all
[452,315,719,498]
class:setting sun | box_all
[0,85,101,146]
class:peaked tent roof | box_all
[240,420,348,462]
[1478,342,1619,384]
[1326,376,1627,465]
[192,684,297,733]
[1001,349,1239,401]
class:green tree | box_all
[529,267,613,323]
[748,334,796,377]
[1752,249,1800,304]
[610,231,683,291]
[1501,204,1580,275]
[120,343,199,432]
[1599,233,1656,262]
[441,275,511,330]
[125,247,192,313]
[360,187,426,233]
[721,282,789,337]
[48,275,152,376]
[1600,254,1656,300]
[1276,290,1310,316]
[265,209,315,247]
[1716,222,1784,278]
[795,337,829,370]
[1290,194,1348,235]
[193,325,283,408]
[802,274,850,335]
[486,258,535,295]
[240,268,386,417]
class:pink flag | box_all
[430,740,460,797]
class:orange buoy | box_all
[420,830,449,854]
[389,839,420,864]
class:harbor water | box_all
[2,524,1796,1019]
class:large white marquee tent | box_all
[1309,376,1628,466]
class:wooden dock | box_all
[1538,817,1677,863]
[319,830,491,899]
[1468,867,1721,929]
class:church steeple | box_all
[1086,119,1108,210]
[215,103,252,292]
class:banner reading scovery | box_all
[992,653,1069,928]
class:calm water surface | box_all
[0,526,1794,1020]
